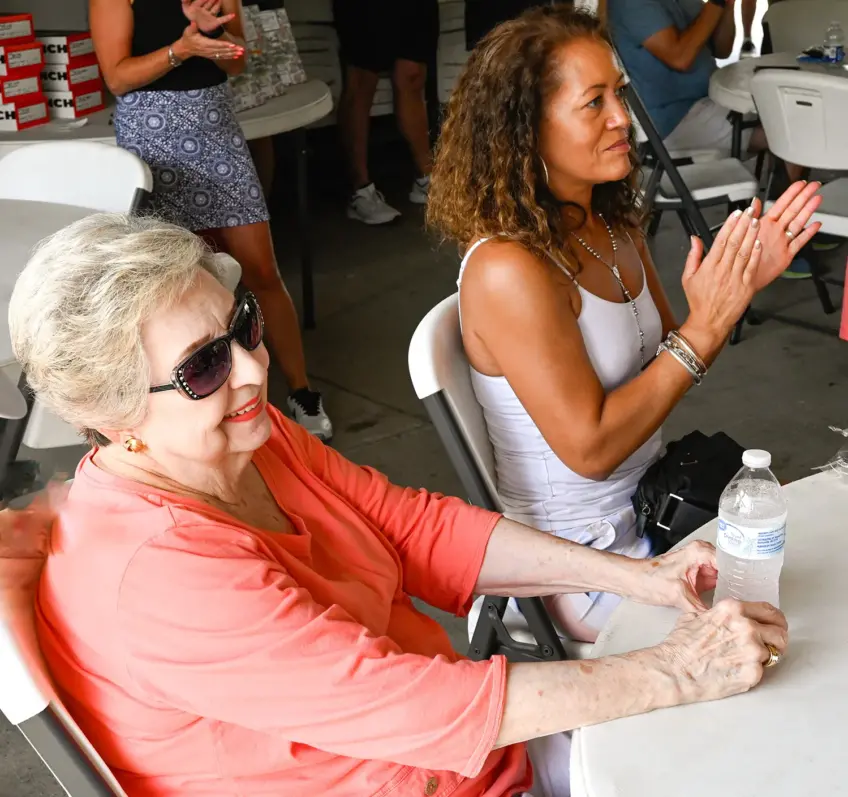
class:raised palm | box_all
[745,182,822,291]
[182,0,233,34]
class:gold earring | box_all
[540,157,550,186]
[124,437,146,454]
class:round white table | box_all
[0,79,333,154]
[572,470,846,797]
[0,80,334,329]
[710,53,848,159]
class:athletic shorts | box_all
[464,0,549,49]
[333,0,440,73]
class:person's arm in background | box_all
[711,0,739,60]
[90,0,243,97]
[186,0,247,77]
[640,0,725,72]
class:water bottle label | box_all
[717,519,785,559]
[824,44,845,62]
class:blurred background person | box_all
[333,0,439,224]
[90,0,333,439]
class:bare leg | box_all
[741,0,757,41]
[247,137,276,199]
[337,65,380,189]
[211,221,309,391]
[393,59,432,177]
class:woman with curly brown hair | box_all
[427,5,820,643]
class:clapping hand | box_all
[746,182,822,291]
[181,0,235,34]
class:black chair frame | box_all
[421,390,567,663]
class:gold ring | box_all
[765,643,781,668]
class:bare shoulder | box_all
[462,239,564,300]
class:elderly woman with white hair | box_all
[10,213,788,797]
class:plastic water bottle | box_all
[823,21,845,63]
[714,450,787,607]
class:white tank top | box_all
[458,238,664,539]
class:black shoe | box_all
[741,39,757,58]
[287,388,333,442]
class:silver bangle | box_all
[657,333,707,385]
[168,45,183,69]
[667,330,706,373]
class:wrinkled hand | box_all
[655,599,789,704]
[629,540,718,613]
[181,0,235,33]
[0,483,67,613]
[748,182,822,290]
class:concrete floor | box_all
[3,132,848,795]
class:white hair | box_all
[9,213,226,441]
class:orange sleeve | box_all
[282,414,501,616]
[118,526,507,777]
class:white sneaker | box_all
[287,389,333,442]
[347,183,401,225]
[409,175,430,205]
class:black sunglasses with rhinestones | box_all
[149,292,264,400]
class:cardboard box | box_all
[0,94,49,132]
[0,73,42,104]
[40,53,99,91]
[44,85,105,119]
[37,31,95,64]
[0,41,44,78]
[0,13,34,47]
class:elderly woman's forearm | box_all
[475,517,643,598]
[495,648,679,747]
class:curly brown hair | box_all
[426,4,643,267]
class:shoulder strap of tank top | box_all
[457,238,490,286]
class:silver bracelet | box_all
[667,330,706,374]
[657,333,707,385]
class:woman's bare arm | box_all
[460,240,724,481]
[90,0,243,96]
[90,0,173,96]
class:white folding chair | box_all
[408,294,592,662]
[750,68,845,331]
[0,141,152,213]
[0,580,126,795]
[0,142,153,459]
[763,0,848,55]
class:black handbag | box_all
[632,431,745,554]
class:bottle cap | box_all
[743,449,772,469]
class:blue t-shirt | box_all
[608,0,717,137]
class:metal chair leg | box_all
[647,211,662,238]
[295,127,316,330]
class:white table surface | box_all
[710,51,848,115]
[0,200,96,368]
[571,470,847,797]
[0,79,333,155]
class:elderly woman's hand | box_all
[747,184,822,290]
[181,0,235,33]
[627,540,718,613]
[653,599,789,704]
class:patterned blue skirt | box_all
[114,83,269,231]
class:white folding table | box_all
[572,471,848,797]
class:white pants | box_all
[663,97,755,157]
